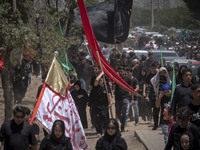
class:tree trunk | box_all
[2,47,14,121]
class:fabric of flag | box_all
[30,57,88,150]
[57,21,76,76]
[170,62,176,102]
[78,0,137,95]
[68,0,133,44]
[160,46,164,67]
[23,46,35,60]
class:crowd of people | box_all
[0,34,200,149]
[67,38,200,149]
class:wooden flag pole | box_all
[114,39,122,55]
[84,40,94,65]
[96,51,113,118]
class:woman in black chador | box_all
[39,120,72,150]
[95,119,127,150]
[70,80,88,128]
[13,64,28,104]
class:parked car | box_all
[128,50,148,60]
[189,61,200,76]
[171,59,200,76]
[148,50,180,63]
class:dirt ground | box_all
[0,76,148,150]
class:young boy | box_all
[165,107,200,150]
[156,84,172,144]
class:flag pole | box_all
[96,51,113,118]
[84,40,94,65]
[114,39,122,55]
[160,45,164,67]
[170,62,176,102]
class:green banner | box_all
[170,62,176,102]
[57,21,76,76]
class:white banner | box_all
[36,86,88,150]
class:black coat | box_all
[39,135,72,150]
[96,131,127,150]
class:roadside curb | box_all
[135,130,150,150]
[135,129,165,150]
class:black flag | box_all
[67,0,133,44]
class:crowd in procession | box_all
[0,34,200,150]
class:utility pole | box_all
[151,0,154,28]
[157,0,160,32]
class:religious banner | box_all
[30,57,88,150]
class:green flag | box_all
[57,21,76,76]
[134,39,138,46]
[170,62,176,102]
[160,45,164,67]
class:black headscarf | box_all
[138,67,147,82]
[99,119,127,150]
[74,80,81,90]
[50,120,69,144]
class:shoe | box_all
[121,129,125,132]
[152,126,158,130]
[97,133,101,138]
[135,123,139,126]
[121,126,125,132]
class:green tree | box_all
[0,1,38,120]
[0,0,81,121]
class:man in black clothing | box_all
[165,107,200,150]
[126,67,139,125]
[23,106,40,150]
[108,48,117,70]
[77,57,91,91]
[187,83,200,130]
[0,106,37,150]
[70,54,79,72]
[89,65,101,128]
[169,69,193,116]
[143,62,158,122]
[22,56,33,87]
[113,66,132,132]
[144,52,154,74]
[36,73,47,100]
[68,69,77,91]
[23,107,39,140]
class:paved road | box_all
[86,116,165,150]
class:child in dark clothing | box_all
[165,107,200,150]
[156,84,172,144]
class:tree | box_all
[0,1,38,121]
[0,0,81,121]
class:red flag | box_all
[23,46,35,60]
[78,0,137,95]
